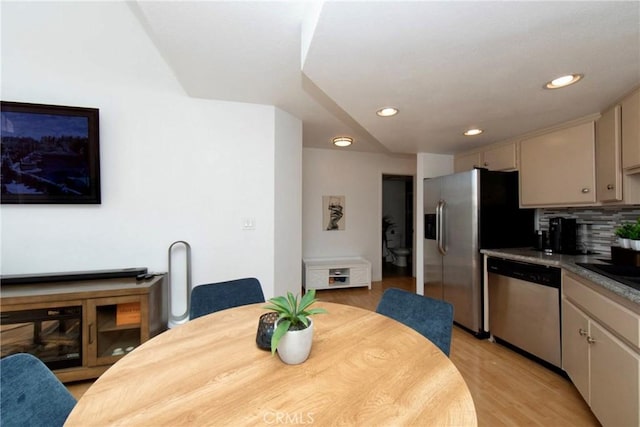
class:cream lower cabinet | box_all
[562,273,640,427]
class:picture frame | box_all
[1,101,101,204]
[323,195,345,230]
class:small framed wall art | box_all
[323,195,345,231]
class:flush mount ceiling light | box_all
[544,74,583,89]
[376,107,399,117]
[464,128,483,136]
[332,136,353,147]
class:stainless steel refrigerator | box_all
[424,169,534,336]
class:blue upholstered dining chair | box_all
[0,353,77,427]
[189,277,266,320]
[376,288,454,356]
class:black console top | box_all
[1,267,148,285]
[576,263,640,291]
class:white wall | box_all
[274,109,303,296]
[1,2,301,310]
[302,148,416,281]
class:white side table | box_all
[303,257,372,290]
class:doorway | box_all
[382,174,414,278]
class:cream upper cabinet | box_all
[595,101,640,205]
[621,87,640,172]
[481,142,517,171]
[596,105,622,202]
[454,142,517,173]
[520,121,596,207]
[454,152,481,173]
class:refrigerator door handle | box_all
[437,199,447,255]
[435,200,441,251]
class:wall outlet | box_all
[242,217,256,230]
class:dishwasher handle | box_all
[487,257,561,288]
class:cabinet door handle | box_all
[89,322,94,344]
[607,184,614,190]
[586,336,596,344]
[484,162,489,167]
[578,328,588,336]
[581,188,590,193]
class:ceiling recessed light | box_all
[544,74,583,89]
[332,136,353,147]
[464,128,483,136]
[376,107,399,117]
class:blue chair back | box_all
[190,277,265,319]
[376,288,454,356]
[1,353,76,427]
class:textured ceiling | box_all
[131,1,640,155]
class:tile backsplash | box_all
[538,206,640,257]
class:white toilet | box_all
[391,247,411,267]
[385,226,411,267]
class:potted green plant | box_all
[614,222,634,249]
[629,218,640,251]
[263,289,327,364]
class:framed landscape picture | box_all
[1,101,101,204]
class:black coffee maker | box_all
[549,217,577,254]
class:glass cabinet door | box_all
[86,295,148,366]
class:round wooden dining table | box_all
[65,301,477,426]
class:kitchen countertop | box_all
[481,248,640,306]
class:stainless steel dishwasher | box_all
[487,257,562,368]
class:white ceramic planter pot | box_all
[619,237,631,249]
[275,318,314,365]
[630,239,640,251]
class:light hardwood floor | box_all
[67,273,601,426]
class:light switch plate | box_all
[242,217,256,230]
